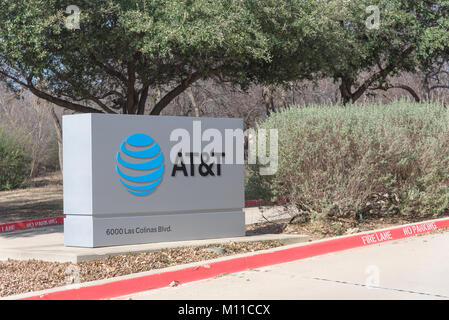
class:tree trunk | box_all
[186,87,200,117]
[262,85,276,115]
[339,77,353,105]
[50,107,63,172]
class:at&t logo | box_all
[115,133,164,196]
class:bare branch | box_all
[150,72,204,115]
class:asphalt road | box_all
[118,230,449,300]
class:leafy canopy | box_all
[312,0,449,103]
[0,0,323,114]
[2,0,446,112]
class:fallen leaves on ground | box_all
[0,241,281,297]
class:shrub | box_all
[245,164,274,201]
[0,128,30,190]
[249,101,449,220]
[40,139,60,172]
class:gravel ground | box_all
[0,240,282,298]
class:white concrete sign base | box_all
[64,211,245,247]
[63,114,245,248]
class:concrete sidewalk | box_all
[244,206,289,224]
[0,206,297,263]
[118,230,449,300]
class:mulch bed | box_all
[0,241,282,298]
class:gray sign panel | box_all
[63,114,245,247]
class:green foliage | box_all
[251,102,449,220]
[245,164,274,201]
[2,1,447,112]
[325,0,449,102]
[254,1,449,102]
[0,129,30,190]
[42,139,60,171]
[0,0,323,114]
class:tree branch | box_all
[351,47,415,102]
[50,68,117,113]
[126,60,136,114]
[26,78,103,114]
[90,54,128,85]
[149,67,226,115]
[87,95,117,114]
[389,84,420,102]
[0,70,103,113]
[369,82,421,102]
[137,84,150,115]
[150,72,204,115]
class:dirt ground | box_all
[0,173,63,223]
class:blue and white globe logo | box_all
[115,133,164,196]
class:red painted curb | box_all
[20,217,449,300]
[0,216,65,233]
[244,200,263,207]
[244,199,286,207]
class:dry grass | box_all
[0,173,62,223]
[247,214,444,241]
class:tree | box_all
[0,0,279,115]
[9,1,441,113]
[280,0,449,104]
[223,0,446,105]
